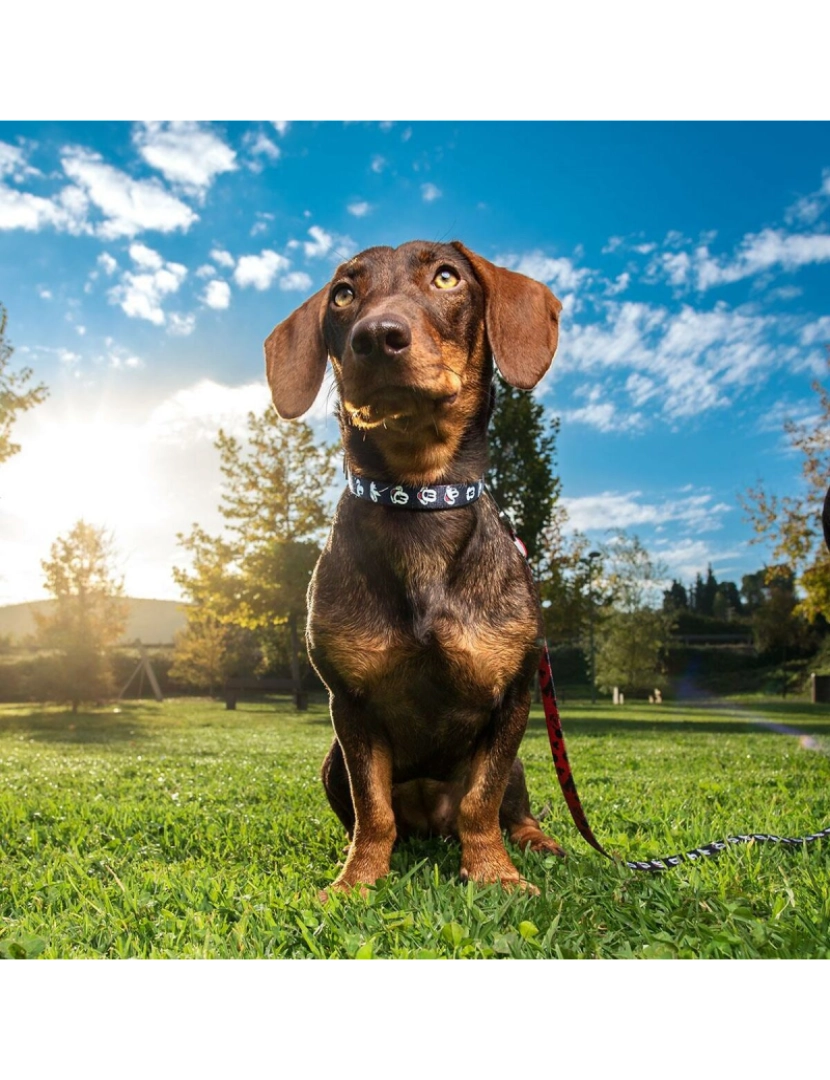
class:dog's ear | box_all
[453,242,562,390]
[264,286,329,419]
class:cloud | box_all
[0,180,89,234]
[694,228,830,290]
[563,489,731,534]
[279,272,313,291]
[210,247,235,268]
[98,252,118,275]
[61,146,197,239]
[167,312,196,336]
[272,122,290,136]
[304,225,333,258]
[500,250,591,295]
[233,249,289,290]
[0,140,41,182]
[148,378,273,444]
[421,182,441,202]
[133,122,237,198]
[108,244,187,325]
[347,200,371,217]
[243,130,281,170]
[370,155,386,173]
[202,279,231,310]
[559,300,788,420]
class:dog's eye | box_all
[433,267,460,290]
[331,285,355,308]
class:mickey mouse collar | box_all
[346,471,485,510]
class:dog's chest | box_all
[310,557,536,708]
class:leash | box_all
[494,499,830,873]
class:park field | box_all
[1,693,829,959]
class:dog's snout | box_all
[350,315,412,359]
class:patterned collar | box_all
[346,471,485,510]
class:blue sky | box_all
[1,120,829,605]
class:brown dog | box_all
[265,240,564,893]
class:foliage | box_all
[173,410,338,686]
[742,349,830,622]
[0,302,48,465]
[34,521,126,711]
[487,374,563,565]
[1,695,829,958]
[594,533,675,694]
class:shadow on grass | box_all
[0,703,153,745]
[527,704,830,739]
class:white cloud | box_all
[694,229,830,290]
[61,146,197,239]
[98,252,118,275]
[233,250,289,290]
[202,279,231,309]
[563,489,731,534]
[37,287,52,300]
[272,122,290,136]
[421,182,441,202]
[370,155,386,173]
[243,131,281,167]
[0,140,40,182]
[604,272,630,296]
[108,248,187,326]
[128,241,164,270]
[560,300,785,420]
[304,225,333,258]
[210,247,235,268]
[167,312,196,336]
[347,200,371,217]
[0,180,89,234]
[133,122,237,198]
[279,271,313,292]
[148,379,273,444]
[195,263,217,278]
[800,315,830,346]
[503,250,590,295]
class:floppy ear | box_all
[452,242,562,390]
[264,285,329,419]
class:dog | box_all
[264,241,565,894]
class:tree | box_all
[173,409,338,688]
[594,533,675,695]
[742,348,830,622]
[0,302,48,465]
[35,521,126,712]
[487,374,563,565]
[662,579,688,612]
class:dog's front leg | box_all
[457,685,537,892]
[327,698,396,894]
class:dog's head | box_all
[264,241,561,480]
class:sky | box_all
[0,119,829,606]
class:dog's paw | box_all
[459,865,540,896]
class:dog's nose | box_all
[350,316,412,359]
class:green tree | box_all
[0,303,48,465]
[35,521,127,712]
[594,533,675,696]
[173,409,338,688]
[487,374,562,565]
[742,348,830,622]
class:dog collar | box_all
[346,472,485,510]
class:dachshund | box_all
[265,241,565,894]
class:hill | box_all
[0,598,188,646]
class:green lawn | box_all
[1,693,829,958]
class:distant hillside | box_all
[0,598,188,645]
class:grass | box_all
[1,692,829,959]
